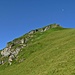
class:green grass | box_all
[0,28,75,75]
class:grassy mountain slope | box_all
[0,27,75,75]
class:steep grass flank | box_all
[0,28,75,75]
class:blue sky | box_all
[0,0,75,49]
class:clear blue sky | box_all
[0,0,75,49]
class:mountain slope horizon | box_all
[0,24,75,75]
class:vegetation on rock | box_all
[1,24,75,75]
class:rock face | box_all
[1,48,10,57]
[8,55,15,65]
[0,24,62,65]
[50,24,60,28]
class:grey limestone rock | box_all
[12,48,20,56]
[21,39,25,44]
[8,55,15,65]
[29,30,35,34]
[25,38,28,43]
[43,26,50,31]
[1,48,11,57]
[9,55,15,62]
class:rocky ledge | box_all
[0,24,62,65]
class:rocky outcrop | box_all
[0,24,62,65]
[8,55,15,65]
[1,48,11,57]
[28,24,62,34]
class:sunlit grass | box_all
[0,28,75,75]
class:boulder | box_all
[21,39,25,44]
[43,26,50,31]
[29,30,35,34]
[1,48,11,57]
[38,28,44,32]
[25,38,28,43]
[8,55,15,65]
[9,55,15,62]
[12,48,20,56]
